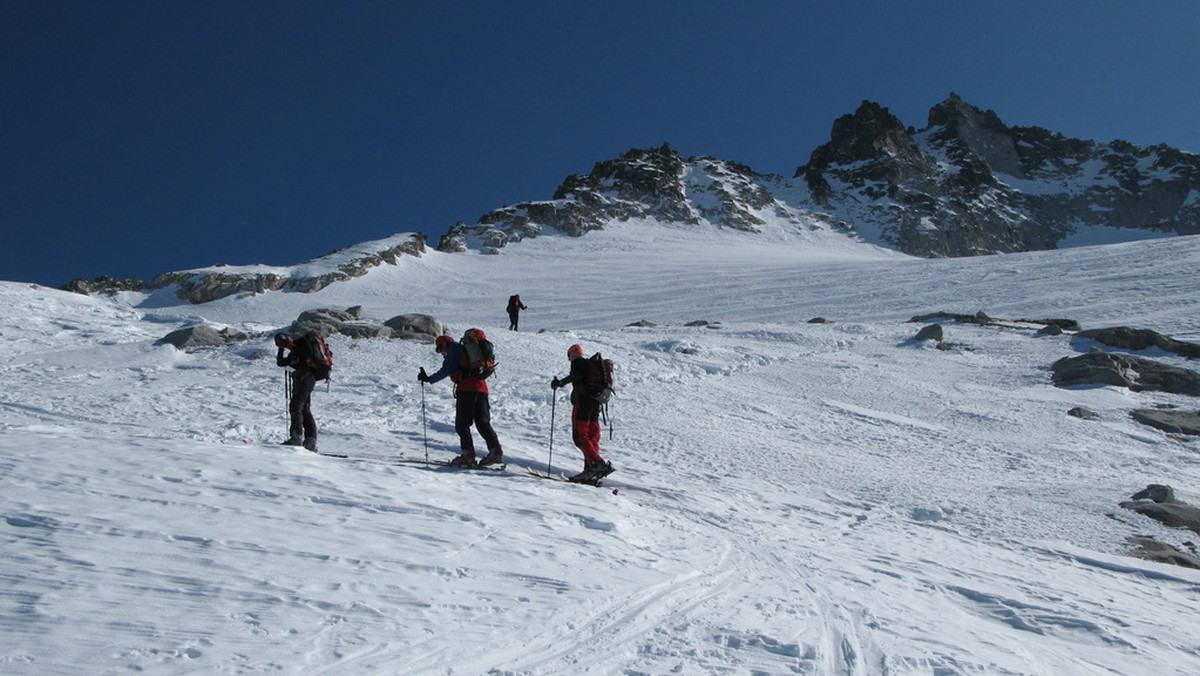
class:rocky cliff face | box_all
[797,94,1200,256]
[65,233,428,304]
[443,95,1200,258]
[437,143,820,252]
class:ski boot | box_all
[587,460,614,481]
[478,448,504,467]
[448,453,478,468]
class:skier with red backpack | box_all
[551,344,614,483]
[506,294,528,331]
[418,330,505,467]
[275,330,332,452]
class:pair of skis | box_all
[317,451,506,472]
[316,450,608,487]
[305,446,613,488]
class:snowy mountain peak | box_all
[799,100,935,183]
[799,94,1200,256]
[436,142,813,252]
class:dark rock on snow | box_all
[1051,352,1200,395]
[160,307,447,348]
[914,323,944,342]
[61,276,147,295]
[1127,536,1200,570]
[384,314,446,340]
[158,325,260,350]
[1130,409,1200,436]
[1120,484,1200,535]
[1076,327,1200,358]
[1037,324,1064,336]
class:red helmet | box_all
[567,344,584,359]
[435,335,453,351]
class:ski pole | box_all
[420,376,429,466]
[284,369,292,437]
[547,390,557,474]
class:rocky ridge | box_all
[443,94,1200,258]
[436,143,820,253]
[67,233,427,304]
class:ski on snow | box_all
[526,467,607,487]
[393,457,507,471]
[309,447,622,489]
[316,452,506,471]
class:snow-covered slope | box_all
[4,227,1200,674]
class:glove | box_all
[418,368,430,383]
[551,378,561,390]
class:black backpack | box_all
[584,352,614,404]
[300,330,333,381]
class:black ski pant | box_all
[289,369,318,442]
[508,310,520,331]
[455,390,501,456]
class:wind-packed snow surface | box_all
[3,222,1200,675]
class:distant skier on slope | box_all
[275,332,327,452]
[551,343,614,483]
[507,294,528,331]
[418,332,505,467]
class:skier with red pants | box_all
[419,334,504,467]
[551,344,613,482]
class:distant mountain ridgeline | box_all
[66,94,1200,303]
[442,93,1199,257]
[63,233,428,304]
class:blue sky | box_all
[4,1,1198,287]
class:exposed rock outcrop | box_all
[1051,352,1200,395]
[158,325,262,350]
[913,323,943,343]
[289,309,446,342]
[1076,327,1200,358]
[908,311,1079,332]
[61,276,147,295]
[384,314,446,340]
[149,233,427,304]
[1127,536,1200,569]
[1130,409,1200,436]
[1120,484,1200,535]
